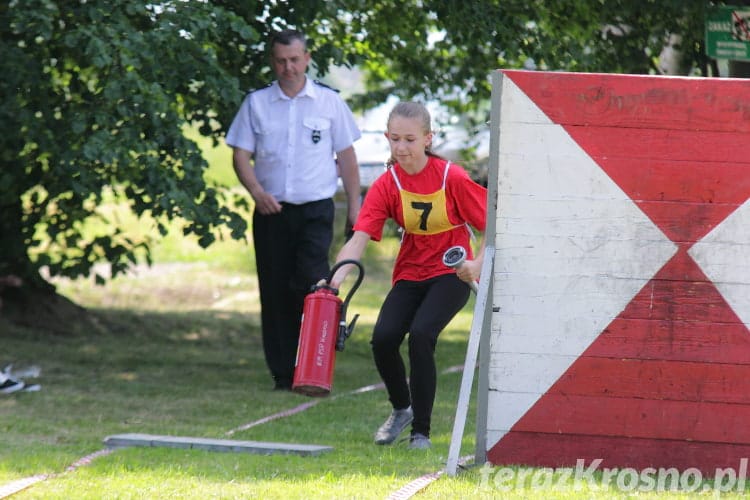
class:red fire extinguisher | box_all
[292,259,365,397]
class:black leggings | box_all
[371,274,470,437]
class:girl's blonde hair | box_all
[385,101,444,168]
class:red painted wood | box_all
[503,70,750,133]
[562,127,748,164]
[552,357,750,404]
[621,251,740,319]
[591,320,750,365]
[587,154,750,244]
[512,393,750,444]
[488,432,750,476]
[634,202,736,245]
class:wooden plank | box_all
[508,393,750,444]
[491,318,750,364]
[496,212,682,246]
[556,357,750,403]
[496,198,742,238]
[621,281,738,322]
[565,127,749,164]
[103,433,332,456]
[488,356,750,404]
[487,353,578,395]
[497,123,750,167]
[590,319,750,363]
[501,70,750,133]
[488,431,750,476]
[485,388,750,444]
[493,275,733,315]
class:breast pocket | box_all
[252,122,281,160]
[303,117,332,148]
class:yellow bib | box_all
[390,162,458,235]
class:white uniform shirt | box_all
[226,77,361,204]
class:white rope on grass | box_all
[224,365,462,436]
[225,400,322,436]
[0,475,50,499]
[64,448,115,471]
[0,364,467,498]
[0,448,114,500]
[224,381,390,436]
[230,365,470,500]
[386,455,475,500]
[386,470,444,500]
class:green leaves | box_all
[1,1,241,282]
[0,0,720,287]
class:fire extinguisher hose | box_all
[326,259,364,351]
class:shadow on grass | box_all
[0,271,481,498]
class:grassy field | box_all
[0,225,489,499]
[2,135,746,499]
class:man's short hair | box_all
[270,29,307,50]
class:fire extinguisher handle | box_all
[325,260,364,296]
[336,313,360,352]
[328,259,364,352]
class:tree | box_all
[342,1,718,112]
[0,0,733,329]
[1,1,257,327]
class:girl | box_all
[327,101,487,449]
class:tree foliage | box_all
[0,0,733,297]
[339,1,719,118]
[1,0,255,288]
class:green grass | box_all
[0,231,486,499]
[3,136,747,498]
[4,234,746,499]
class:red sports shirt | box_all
[354,156,487,284]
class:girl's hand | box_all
[455,259,481,284]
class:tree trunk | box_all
[0,282,100,335]
[0,197,48,287]
[0,198,95,334]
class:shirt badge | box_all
[312,129,321,144]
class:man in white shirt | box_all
[226,29,361,390]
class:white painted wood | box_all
[499,76,552,125]
[485,74,677,452]
[487,354,581,393]
[486,390,543,434]
[690,198,750,328]
[493,332,610,357]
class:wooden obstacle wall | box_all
[482,69,750,474]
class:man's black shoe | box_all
[273,378,292,391]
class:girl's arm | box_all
[327,231,371,289]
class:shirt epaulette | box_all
[313,80,340,93]
[246,83,272,96]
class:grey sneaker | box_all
[374,406,413,445]
[408,432,431,450]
